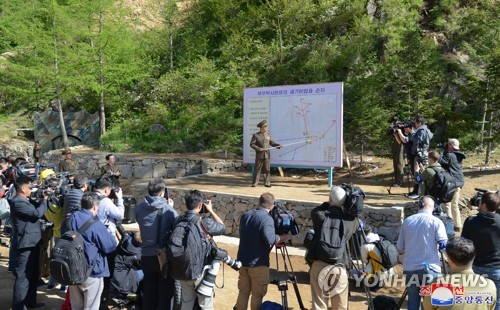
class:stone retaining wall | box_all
[41,152,246,178]
[129,186,405,246]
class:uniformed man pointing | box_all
[250,120,282,187]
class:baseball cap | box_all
[448,139,460,150]
[329,186,347,207]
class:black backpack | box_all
[315,210,346,264]
[341,183,365,217]
[167,215,208,281]
[50,217,97,285]
[372,295,398,310]
[428,166,456,203]
[370,238,399,269]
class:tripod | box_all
[396,251,449,309]
[271,243,307,310]
[347,219,375,310]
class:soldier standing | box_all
[57,149,77,174]
[100,154,121,187]
[250,120,282,188]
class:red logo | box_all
[453,286,465,296]
[420,285,431,296]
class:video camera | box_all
[196,245,242,297]
[388,120,413,134]
[271,201,299,236]
[469,188,489,208]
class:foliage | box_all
[1,0,498,156]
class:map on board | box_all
[243,83,343,167]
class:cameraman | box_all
[10,175,49,309]
[408,116,433,199]
[179,190,225,310]
[387,116,405,187]
[309,186,359,310]
[236,192,291,310]
[61,175,88,233]
[439,138,466,232]
[462,192,500,310]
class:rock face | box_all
[41,152,245,179]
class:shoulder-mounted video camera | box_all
[271,201,299,235]
[389,120,414,134]
[340,183,365,217]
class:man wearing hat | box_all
[439,138,466,232]
[58,149,77,174]
[250,120,282,187]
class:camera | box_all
[196,245,242,297]
[469,188,489,208]
[389,120,413,134]
[271,202,299,236]
[40,219,54,232]
[200,200,210,214]
[109,186,121,200]
[416,147,429,166]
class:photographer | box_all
[387,116,405,187]
[94,175,124,240]
[408,116,433,199]
[439,138,466,232]
[309,186,359,310]
[10,175,50,309]
[61,175,88,233]
[462,192,500,310]
[236,192,291,310]
[135,178,177,310]
[177,190,225,310]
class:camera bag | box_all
[429,167,456,203]
[50,217,97,285]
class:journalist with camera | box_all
[235,192,292,310]
[387,116,409,187]
[10,175,50,309]
[462,192,500,310]
[169,189,225,310]
[439,138,466,232]
[307,186,359,310]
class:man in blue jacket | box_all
[135,178,177,310]
[10,175,49,310]
[68,192,117,310]
[236,192,291,310]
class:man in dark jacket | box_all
[10,175,49,310]
[68,192,117,310]
[439,138,466,232]
[135,178,177,310]
[462,192,500,310]
[61,175,88,233]
[250,120,282,188]
[408,116,433,199]
[309,186,359,309]
[236,192,291,310]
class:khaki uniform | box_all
[100,163,121,186]
[58,159,77,174]
[422,270,497,310]
[250,131,279,186]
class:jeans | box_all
[403,268,440,310]
[473,265,500,310]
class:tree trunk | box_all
[480,80,489,151]
[169,0,174,70]
[485,109,493,165]
[52,0,69,151]
[99,3,106,135]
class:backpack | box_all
[370,238,399,269]
[50,217,97,285]
[372,295,398,310]
[260,301,283,310]
[315,210,346,264]
[429,166,456,203]
[167,214,208,281]
[271,205,299,236]
[340,183,365,217]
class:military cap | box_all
[257,120,268,128]
[61,149,72,155]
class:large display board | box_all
[243,83,343,167]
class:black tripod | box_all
[271,243,307,310]
[346,219,375,310]
[396,251,449,309]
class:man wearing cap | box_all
[308,186,359,309]
[58,149,77,174]
[439,138,466,232]
[250,120,282,188]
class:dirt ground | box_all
[0,155,498,309]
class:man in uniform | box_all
[57,149,77,174]
[100,154,121,186]
[387,116,405,187]
[33,141,42,163]
[250,120,282,188]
